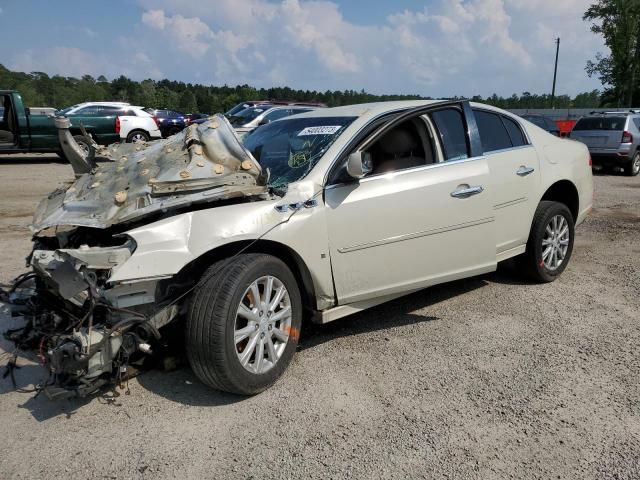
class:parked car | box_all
[520,114,561,136]
[569,112,640,176]
[13,100,593,398]
[226,100,326,117]
[143,108,188,137]
[228,104,319,137]
[0,90,97,158]
[58,102,162,145]
[115,106,162,143]
[185,113,210,125]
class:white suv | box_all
[57,102,162,143]
[116,106,162,143]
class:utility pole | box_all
[551,37,560,109]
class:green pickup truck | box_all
[0,90,120,158]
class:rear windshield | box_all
[573,117,626,131]
[227,106,273,126]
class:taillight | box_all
[588,154,592,167]
[622,130,633,143]
[115,116,120,134]
[152,116,160,128]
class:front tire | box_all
[516,201,575,283]
[186,254,302,395]
[624,151,640,176]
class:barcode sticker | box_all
[298,126,342,136]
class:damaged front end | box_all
[3,115,268,398]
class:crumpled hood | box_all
[32,115,267,233]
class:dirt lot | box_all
[0,155,639,479]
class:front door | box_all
[324,105,496,304]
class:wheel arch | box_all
[539,179,579,221]
[169,239,320,313]
[126,128,150,141]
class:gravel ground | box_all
[0,155,638,479]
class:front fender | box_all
[109,200,281,282]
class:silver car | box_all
[228,104,318,138]
[569,112,640,176]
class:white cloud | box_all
[9,47,163,80]
[6,0,606,97]
[135,0,598,95]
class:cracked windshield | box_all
[243,116,356,191]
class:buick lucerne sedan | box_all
[12,100,593,398]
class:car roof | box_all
[75,101,131,107]
[290,100,438,119]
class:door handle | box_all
[451,186,484,198]
[517,166,535,176]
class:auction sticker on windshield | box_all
[298,126,342,136]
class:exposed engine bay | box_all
[1,114,271,398]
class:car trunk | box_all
[570,116,626,149]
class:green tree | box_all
[584,0,640,106]
[178,89,197,112]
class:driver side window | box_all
[364,117,437,175]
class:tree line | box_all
[0,63,605,114]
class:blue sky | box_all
[0,0,606,97]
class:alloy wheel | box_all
[234,275,292,374]
[541,214,570,271]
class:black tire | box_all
[186,254,302,395]
[624,152,640,176]
[516,201,575,283]
[168,127,181,137]
[72,135,96,162]
[126,130,150,143]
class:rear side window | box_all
[573,117,625,131]
[100,106,124,116]
[474,110,512,153]
[502,116,526,147]
[74,106,100,116]
[430,108,469,161]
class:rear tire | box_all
[186,254,302,395]
[624,151,640,176]
[126,130,150,143]
[516,201,575,283]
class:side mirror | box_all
[346,151,373,179]
[258,118,270,126]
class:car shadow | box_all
[485,259,539,286]
[135,275,490,407]
[2,266,531,416]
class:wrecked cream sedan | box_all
[10,100,593,397]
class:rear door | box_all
[473,109,540,255]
